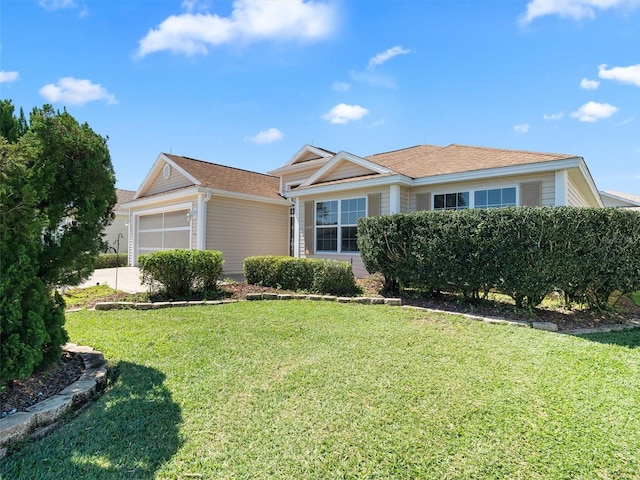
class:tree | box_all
[0,103,116,383]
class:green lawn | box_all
[2,302,640,479]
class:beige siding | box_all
[407,173,556,210]
[322,162,376,183]
[206,196,289,274]
[400,187,409,213]
[145,166,194,196]
[567,176,590,207]
[102,213,129,256]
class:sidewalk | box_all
[78,267,147,294]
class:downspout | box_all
[197,191,212,250]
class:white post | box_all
[555,170,568,206]
[390,185,401,214]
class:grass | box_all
[2,302,640,478]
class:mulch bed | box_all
[1,351,84,418]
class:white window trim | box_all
[315,197,367,254]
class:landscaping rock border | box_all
[0,344,107,455]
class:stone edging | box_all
[90,295,640,336]
[0,343,107,454]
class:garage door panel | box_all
[139,213,163,229]
[164,210,189,228]
[164,230,190,248]
[139,231,163,248]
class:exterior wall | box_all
[296,186,388,278]
[145,167,193,196]
[206,196,289,275]
[408,173,556,210]
[322,162,375,183]
[567,176,591,207]
[102,212,129,257]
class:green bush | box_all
[94,253,128,269]
[358,207,640,309]
[139,249,224,298]
[244,256,360,296]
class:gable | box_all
[144,163,195,196]
[301,152,393,188]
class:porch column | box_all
[555,170,568,206]
[389,185,401,214]
[294,198,300,257]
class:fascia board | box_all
[123,186,201,209]
[134,153,200,199]
[600,190,640,206]
[284,175,412,199]
[300,151,394,188]
[198,187,291,206]
[411,157,584,187]
[576,160,604,207]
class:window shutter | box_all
[304,200,314,255]
[367,193,381,217]
[520,182,542,206]
[416,192,431,211]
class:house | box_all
[102,188,136,256]
[600,190,640,211]
[123,143,605,277]
[121,153,290,275]
[270,144,603,276]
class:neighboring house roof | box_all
[114,189,136,213]
[365,144,576,179]
[600,190,640,210]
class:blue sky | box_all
[1,0,639,195]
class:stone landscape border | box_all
[0,344,107,457]
[2,295,638,458]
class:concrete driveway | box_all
[78,267,147,293]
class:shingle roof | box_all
[164,154,283,200]
[114,189,136,211]
[366,144,577,179]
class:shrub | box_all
[244,256,360,296]
[139,249,224,298]
[94,253,128,269]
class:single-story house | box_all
[102,188,136,255]
[600,190,640,211]
[123,143,606,277]
[121,154,290,275]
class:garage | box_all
[136,209,191,259]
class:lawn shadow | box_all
[575,328,640,349]
[0,361,183,480]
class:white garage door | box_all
[137,210,191,257]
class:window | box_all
[434,192,469,210]
[316,198,366,253]
[474,187,516,208]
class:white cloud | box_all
[571,101,618,122]
[598,63,640,87]
[331,81,351,92]
[513,124,530,133]
[245,127,283,144]
[543,111,564,121]
[39,0,76,9]
[39,77,117,106]
[580,78,600,90]
[520,0,640,24]
[137,0,336,57]
[367,46,411,70]
[322,103,369,124]
[0,71,19,84]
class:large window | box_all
[474,187,516,208]
[316,198,366,253]
[433,187,517,210]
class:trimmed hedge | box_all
[358,207,640,309]
[244,256,361,296]
[94,253,128,269]
[139,249,224,298]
